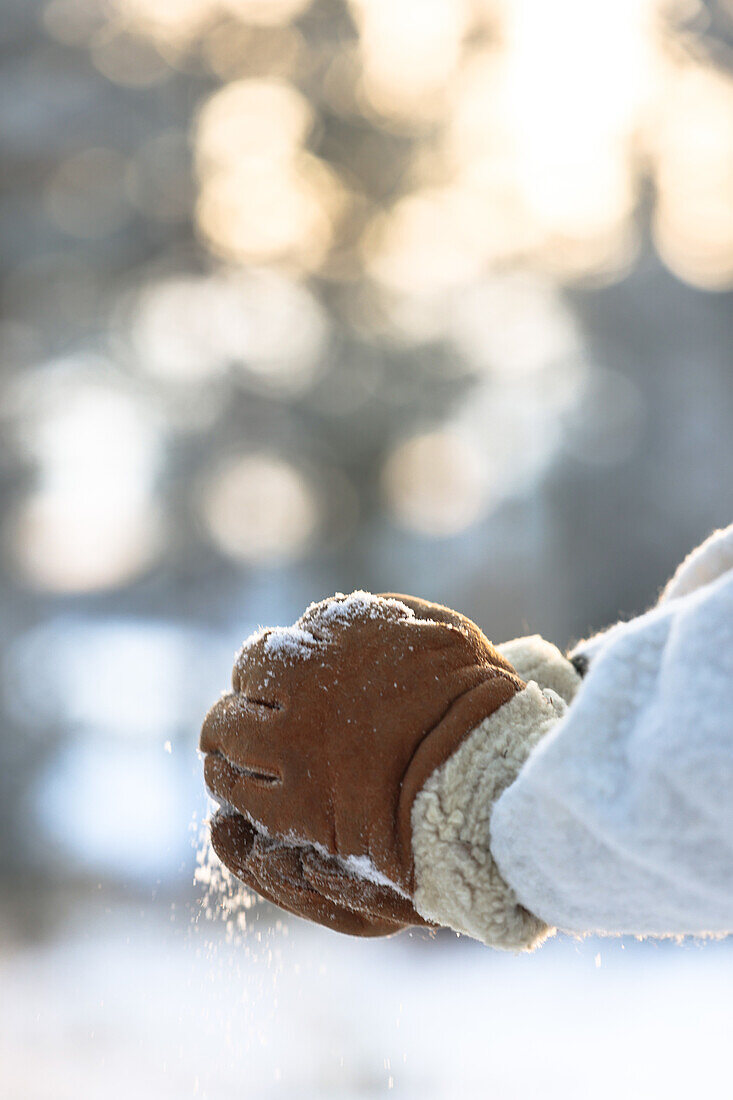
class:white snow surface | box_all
[491,523,733,938]
[6,889,733,1100]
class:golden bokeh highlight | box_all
[195,79,314,169]
[10,491,163,593]
[7,371,164,592]
[195,79,344,269]
[220,0,312,26]
[88,0,733,293]
[197,153,341,267]
[129,270,328,390]
[349,0,470,122]
[111,0,215,44]
[651,63,733,289]
[201,454,320,563]
[28,0,733,580]
[382,431,490,537]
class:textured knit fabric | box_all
[490,524,733,938]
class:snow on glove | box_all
[200,591,572,949]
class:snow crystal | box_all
[341,853,409,896]
[315,590,414,625]
[238,626,268,654]
[234,592,415,672]
[193,817,259,942]
[263,625,320,661]
[236,624,320,665]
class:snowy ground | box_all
[2,889,733,1100]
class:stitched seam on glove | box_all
[411,682,563,951]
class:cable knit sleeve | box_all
[489,526,733,938]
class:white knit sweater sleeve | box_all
[490,525,733,938]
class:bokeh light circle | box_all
[201,453,319,564]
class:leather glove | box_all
[200,591,572,949]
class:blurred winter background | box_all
[1,0,733,1096]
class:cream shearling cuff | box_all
[410,681,565,951]
[497,636,582,705]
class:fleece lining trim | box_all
[497,636,581,705]
[411,682,564,951]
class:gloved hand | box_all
[200,591,575,949]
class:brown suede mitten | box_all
[200,592,572,949]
